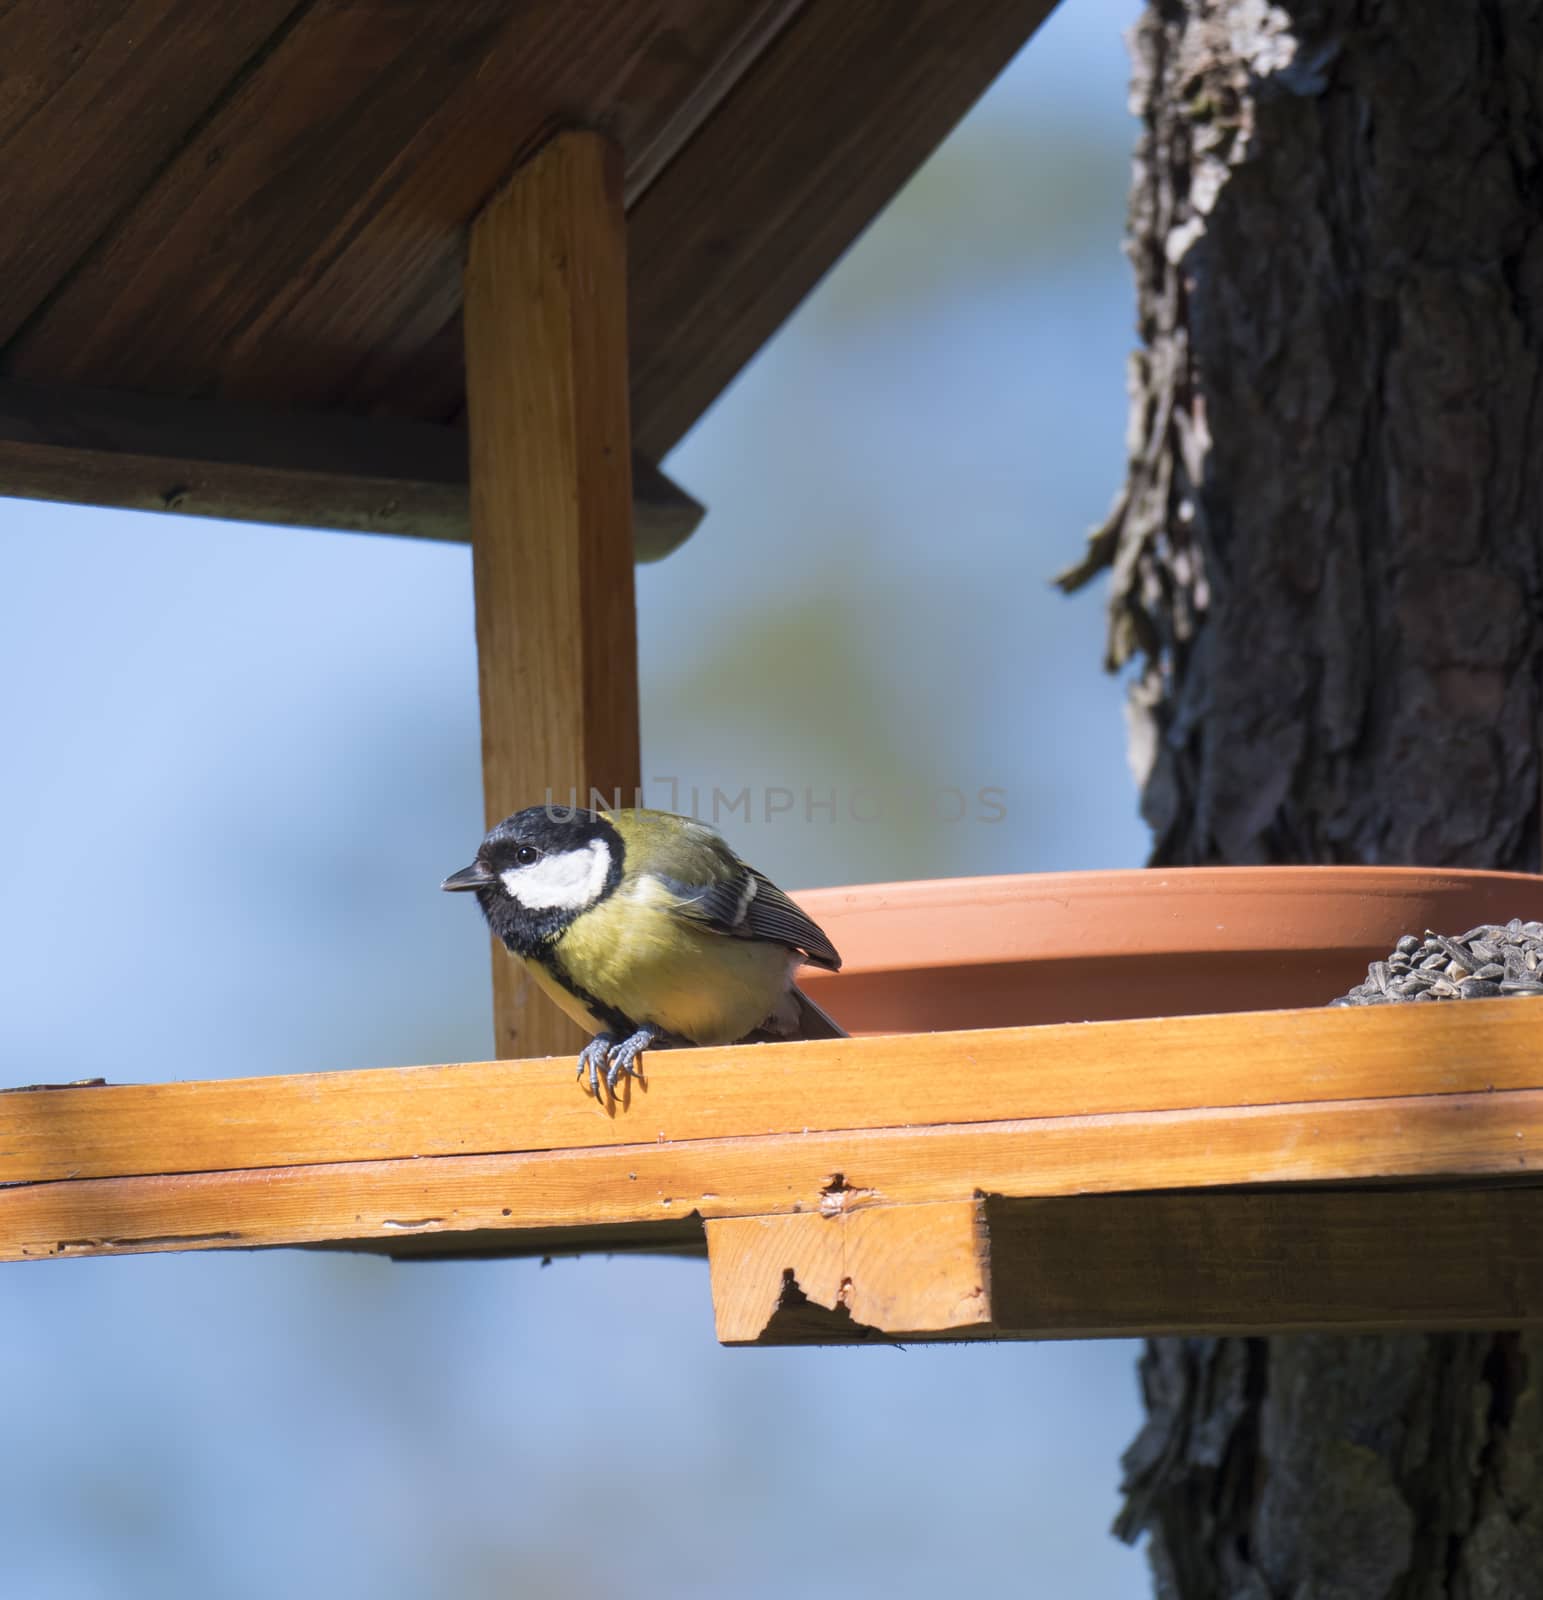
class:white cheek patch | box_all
[501,839,612,911]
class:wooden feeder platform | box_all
[8,1000,1543,1344]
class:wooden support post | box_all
[464,131,642,1060]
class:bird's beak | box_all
[441,862,495,892]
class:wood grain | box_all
[352,0,805,425]
[7,0,513,396]
[707,1201,990,1342]
[627,0,1058,460]
[7,1001,1542,1186]
[7,1084,1543,1265]
[983,1189,1543,1338]
[464,131,641,1061]
[0,0,305,348]
[0,379,701,560]
[0,0,1055,471]
[707,1190,1543,1344]
[2,0,799,420]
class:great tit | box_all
[442,806,845,1096]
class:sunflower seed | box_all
[1331,919,1543,1007]
[1428,934,1474,973]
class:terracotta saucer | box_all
[793,866,1543,1034]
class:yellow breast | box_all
[523,876,795,1045]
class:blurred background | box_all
[0,1,1153,1594]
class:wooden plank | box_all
[7,1001,1543,1186]
[464,131,641,1061]
[2,0,799,420]
[707,1201,991,1343]
[0,0,305,349]
[6,0,519,399]
[627,0,1058,461]
[981,1189,1543,1338]
[622,1,805,207]
[7,1085,1543,1264]
[0,379,701,561]
[347,0,805,425]
[708,1190,1543,1345]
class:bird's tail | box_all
[742,985,848,1044]
[788,985,847,1040]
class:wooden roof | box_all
[0,0,1055,552]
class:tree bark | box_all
[1060,2,1543,1593]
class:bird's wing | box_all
[647,828,842,972]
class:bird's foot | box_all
[577,1026,658,1100]
[577,1035,615,1098]
[603,1026,656,1093]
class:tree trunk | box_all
[1060,2,1543,1593]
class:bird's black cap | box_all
[441,806,625,954]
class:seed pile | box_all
[1330,919,1543,1006]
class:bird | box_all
[442,805,845,1097]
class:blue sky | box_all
[1,3,1155,1595]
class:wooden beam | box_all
[8,1078,1543,1266]
[706,1190,1543,1344]
[628,0,1058,460]
[464,131,643,1060]
[707,1201,992,1343]
[8,1001,1542,1187]
[981,1190,1543,1338]
[0,379,700,562]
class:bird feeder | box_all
[7,0,1543,1344]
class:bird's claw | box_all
[576,1028,656,1100]
[577,1036,614,1098]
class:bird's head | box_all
[442,806,624,953]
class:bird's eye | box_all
[514,845,541,867]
